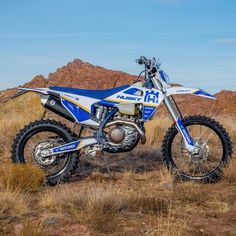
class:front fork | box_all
[163,96,195,152]
[151,77,195,152]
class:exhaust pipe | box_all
[40,95,75,122]
[105,120,146,144]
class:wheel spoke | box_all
[23,130,69,177]
[170,122,223,178]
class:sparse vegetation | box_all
[0,93,235,235]
[0,164,45,193]
[14,221,51,236]
[0,93,45,157]
[0,191,29,216]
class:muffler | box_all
[40,95,75,122]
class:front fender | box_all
[166,86,216,100]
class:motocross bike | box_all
[12,56,233,185]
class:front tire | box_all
[12,120,79,186]
[162,115,233,183]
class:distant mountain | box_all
[0,58,235,117]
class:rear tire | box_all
[12,120,79,186]
[162,115,233,183]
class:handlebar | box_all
[135,56,151,69]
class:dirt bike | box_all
[12,56,233,185]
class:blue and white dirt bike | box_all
[12,56,232,185]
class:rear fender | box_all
[12,88,52,99]
[166,87,216,100]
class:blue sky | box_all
[0,0,235,93]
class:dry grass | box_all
[223,157,236,184]
[0,93,44,157]
[14,221,50,236]
[218,116,236,144]
[145,116,172,147]
[41,183,131,233]
[0,191,29,216]
[40,183,172,234]
[8,162,236,232]
[143,212,188,236]
[0,164,45,193]
[0,94,236,235]
[41,183,128,213]
[1,162,236,235]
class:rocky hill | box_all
[0,59,235,117]
[0,59,137,103]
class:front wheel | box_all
[162,115,233,183]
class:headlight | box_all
[159,70,171,84]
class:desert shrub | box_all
[0,164,44,193]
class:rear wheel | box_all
[12,120,79,186]
[162,116,233,183]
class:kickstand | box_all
[102,155,112,179]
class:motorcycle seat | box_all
[49,85,130,100]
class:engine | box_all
[93,104,145,153]
[103,117,142,153]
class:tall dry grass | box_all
[0,93,44,157]
[40,184,161,233]
[145,116,172,147]
[218,116,236,144]
[0,163,46,235]
[41,183,129,213]
[0,191,29,216]
[39,162,236,234]
[0,164,44,193]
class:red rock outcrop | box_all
[23,75,47,88]
[46,59,137,89]
[0,59,137,103]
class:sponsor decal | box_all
[177,118,194,146]
[50,100,56,106]
[65,94,80,101]
[116,95,142,102]
[143,106,156,120]
[53,141,80,153]
[144,90,159,103]
[176,89,191,93]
